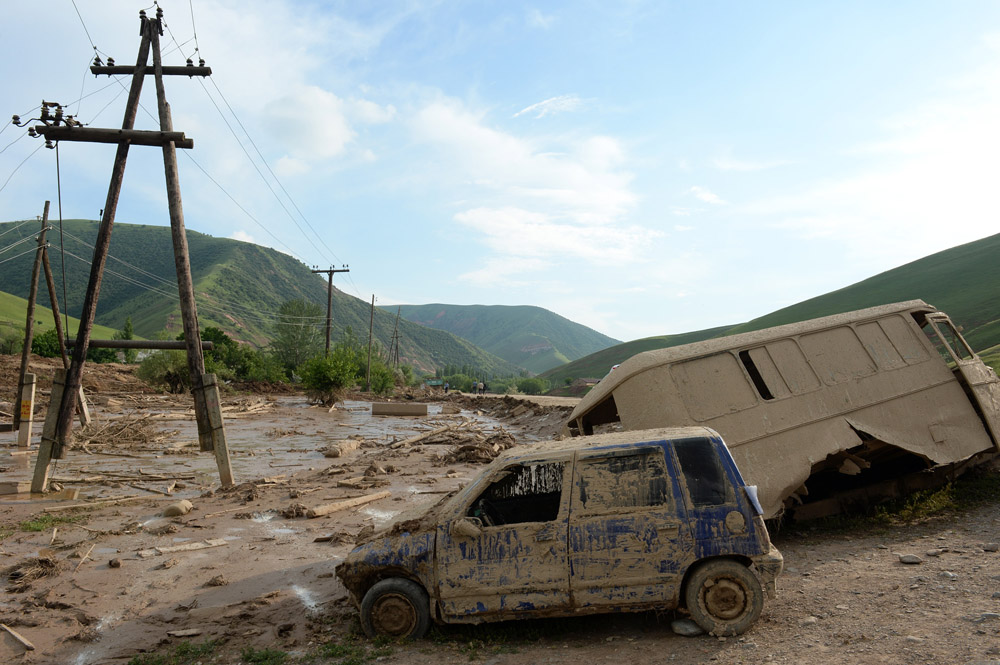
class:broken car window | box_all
[468,462,564,526]
[673,437,729,506]
[576,450,671,512]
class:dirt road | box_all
[1,366,998,664]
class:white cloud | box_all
[713,155,791,172]
[514,95,583,119]
[742,54,1000,269]
[412,99,636,225]
[230,230,256,243]
[526,9,556,29]
[689,186,727,205]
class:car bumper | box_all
[752,545,784,599]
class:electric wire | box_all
[0,219,33,240]
[0,245,43,266]
[0,231,41,256]
[57,230,327,322]
[0,129,31,156]
[0,143,45,196]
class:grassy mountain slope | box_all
[722,231,1000,348]
[0,291,119,340]
[539,324,734,384]
[541,231,1000,386]
[394,303,621,374]
[0,220,519,375]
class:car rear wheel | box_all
[360,578,431,639]
[685,559,764,636]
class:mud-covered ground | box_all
[1,357,999,665]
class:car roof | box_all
[498,426,720,464]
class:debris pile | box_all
[70,412,178,452]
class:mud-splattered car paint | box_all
[336,426,783,638]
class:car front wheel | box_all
[360,578,431,639]
[684,559,764,636]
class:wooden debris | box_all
[43,494,157,513]
[0,623,35,651]
[306,490,391,518]
[166,628,203,638]
[0,481,31,495]
[74,544,96,572]
[138,538,228,558]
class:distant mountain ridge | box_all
[393,303,621,374]
[542,231,1000,386]
[0,219,519,375]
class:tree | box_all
[270,299,323,374]
[113,316,137,363]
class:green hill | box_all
[0,220,519,376]
[542,231,1000,386]
[0,291,120,341]
[393,304,620,374]
[539,324,733,385]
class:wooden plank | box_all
[0,623,35,651]
[372,402,428,417]
[155,538,227,554]
[306,490,391,518]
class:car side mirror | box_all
[451,517,482,539]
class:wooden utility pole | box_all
[31,8,232,489]
[13,205,49,433]
[310,265,349,355]
[366,295,375,391]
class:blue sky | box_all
[3,1,1000,342]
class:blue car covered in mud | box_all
[335,426,783,638]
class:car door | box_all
[568,445,694,610]
[435,459,572,618]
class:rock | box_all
[322,439,361,458]
[926,549,942,557]
[801,616,819,626]
[671,619,704,636]
[108,558,122,568]
[984,543,999,553]
[206,575,228,587]
[905,636,924,643]
[898,554,923,565]
[940,571,959,580]
[162,500,193,517]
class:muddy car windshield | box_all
[467,462,564,525]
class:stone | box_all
[162,500,193,517]
[984,543,999,553]
[940,571,959,580]
[671,619,704,637]
[898,554,923,565]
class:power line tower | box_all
[27,8,234,491]
[310,265,350,355]
[388,306,402,368]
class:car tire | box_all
[684,559,764,636]
[360,578,431,639]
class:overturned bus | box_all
[565,301,1000,519]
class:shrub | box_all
[300,354,357,405]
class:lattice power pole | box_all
[30,8,233,491]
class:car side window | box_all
[673,437,729,506]
[467,462,564,526]
[576,450,672,513]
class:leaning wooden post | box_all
[50,15,153,459]
[41,246,91,426]
[202,374,233,486]
[17,374,36,448]
[32,369,66,492]
[14,203,49,432]
[150,14,233,486]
